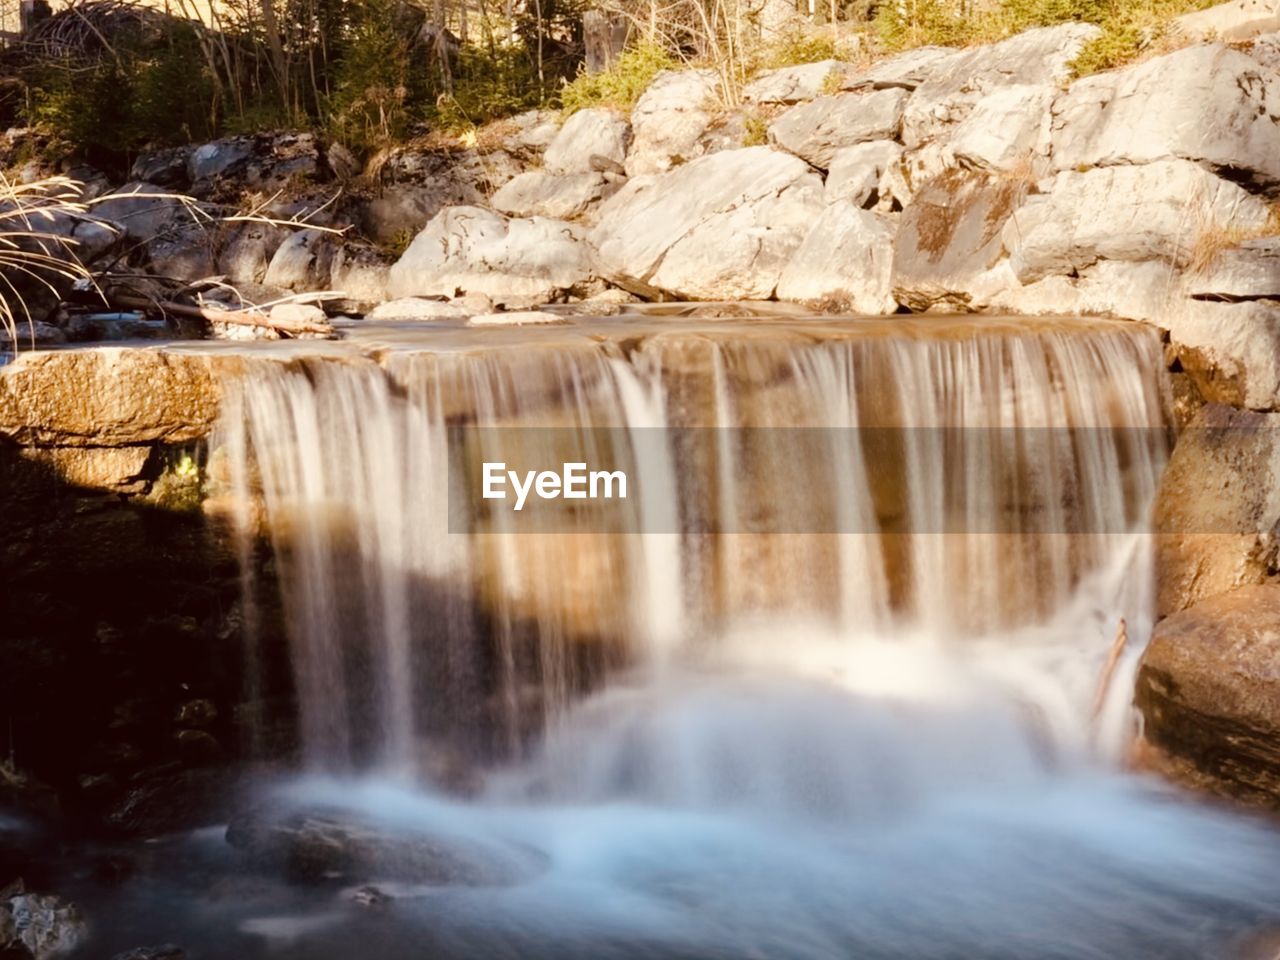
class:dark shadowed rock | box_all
[1137,583,1280,807]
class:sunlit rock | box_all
[768,88,908,169]
[743,60,849,104]
[490,170,612,220]
[624,69,719,176]
[776,203,897,313]
[823,140,904,208]
[542,107,630,175]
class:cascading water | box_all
[212,314,1280,959]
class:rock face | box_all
[1154,403,1280,617]
[892,170,1025,311]
[948,83,1053,173]
[1007,160,1271,283]
[2,887,86,960]
[768,89,907,168]
[776,204,896,313]
[1050,44,1280,192]
[543,108,630,175]
[901,24,1100,148]
[387,206,592,307]
[1167,300,1280,410]
[1137,584,1280,806]
[591,147,823,299]
[824,141,904,208]
[625,69,719,176]
[490,170,612,220]
[1185,237,1280,300]
[744,60,848,104]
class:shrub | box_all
[560,40,677,114]
[433,45,550,133]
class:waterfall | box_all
[217,316,1169,777]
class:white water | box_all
[214,316,1280,958]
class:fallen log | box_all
[107,294,334,337]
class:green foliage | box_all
[560,41,677,115]
[433,45,549,133]
[759,30,840,69]
[325,0,432,150]
[25,24,218,164]
[741,113,768,146]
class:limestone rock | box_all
[0,347,225,446]
[1051,44,1280,192]
[948,83,1053,173]
[147,223,216,280]
[743,60,849,104]
[1137,583,1280,805]
[263,229,336,292]
[824,141,904,207]
[1167,299,1280,410]
[386,206,592,307]
[979,259,1177,323]
[217,223,287,286]
[1154,403,1280,618]
[626,69,720,176]
[591,147,823,300]
[768,88,908,169]
[1184,237,1280,300]
[329,245,390,310]
[902,24,1100,148]
[1006,161,1271,283]
[19,446,151,492]
[5,891,85,960]
[129,146,192,188]
[543,108,630,175]
[188,137,255,182]
[776,203,896,313]
[1175,0,1280,44]
[891,169,1026,311]
[841,45,967,92]
[490,171,611,220]
[356,149,487,244]
[364,298,471,321]
[92,181,189,240]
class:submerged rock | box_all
[225,805,546,886]
[1137,583,1280,807]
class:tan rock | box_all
[1136,583,1280,806]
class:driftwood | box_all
[108,294,334,336]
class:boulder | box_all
[263,229,336,292]
[1136,583,1280,805]
[92,182,190,240]
[901,24,1100,148]
[328,245,390,310]
[979,259,1177,323]
[591,147,824,300]
[490,171,612,220]
[217,223,287,286]
[188,137,255,182]
[468,310,566,326]
[1176,0,1280,43]
[1051,44,1280,192]
[840,45,967,92]
[948,83,1053,173]
[768,88,908,169]
[364,298,471,321]
[542,108,630,175]
[891,169,1026,311]
[776,203,896,313]
[225,804,546,886]
[130,146,192,188]
[0,347,224,446]
[387,206,592,307]
[824,141,904,208]
[357,149,488,244]
[146,223,216,280]
[1184,237,1280,300]
[187,133,319,196]
[743,60,849,104]
[625,69,720,176]
[1154,403,1280,618]
[1166,299,1280,410]
[1006,160,1271,283]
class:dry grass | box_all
[1187,201,1280,273]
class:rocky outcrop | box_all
[744,60,848,104]
[1137,584,1280,806]
[591,147,823,300]
[387,205,593,307]
[1049,44,1280,193]
[1167,300,1280,410]
[768,88,907,168]
[775,204,896,313]
[1007,161,1271,282]
[625,69,720,176]
[1154,403,1280,618]
[542,108,630,174]
[824,141,903,208]
[490,171,613,220]
[892,170,1025,311]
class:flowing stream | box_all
[172,313,1280,959]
